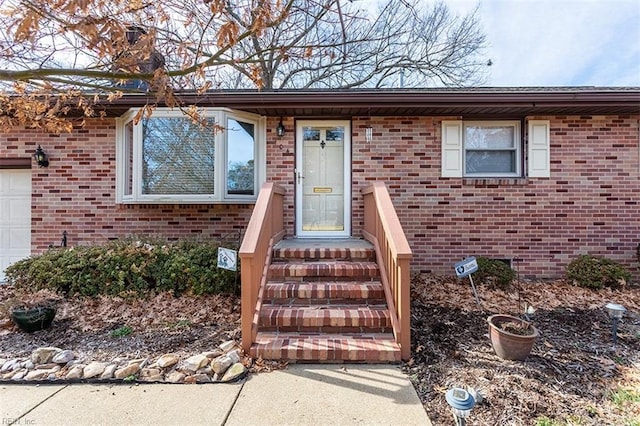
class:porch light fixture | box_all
[365,125,373,143]
[34,145,49,167]
[605,302,626,346]
[445,387,476,426]
[276,118,286,137]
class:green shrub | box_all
[474,257,515,290]
[566,255,631,289]
[4,238,239,297]
[110,325,133,338]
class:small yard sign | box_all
[454,256,478,278]
[217,247,237,271]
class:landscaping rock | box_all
[52,350,75,364]
[182,354,208,372]
[26,367,59,381]
[37,363,59,370]
[198,366,213,376]
[156,354,179,368]
[100,364,117,379]
[83,362,108,379]
[0,340,249,384]
[203,349,224,359]
[114,363,140,379]
[31,347,62,365]
[227,349,241,363]
[1,359,21,373]
[184,373,210,384]
[165,371,186,383]
[128,358,148,368]
[211,355,233,375]
[220,363,247,383]
[219,340,236,353]
[65,365,84,380]
[12,369,27,380]
[140,368,163,382]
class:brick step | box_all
[268,261,379,281]
[263,281,385,305]
[272,246,375,261]
[258,305,391,332]
[250,332,401,362]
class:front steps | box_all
[249,239,401,362]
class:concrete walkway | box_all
[1,364,431,426]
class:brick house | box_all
[1,88,639,281]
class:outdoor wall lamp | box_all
[445,387,476,426]
[365,125,373,143]
[605,302,626,347]
[34,145,49,167]
[276,118,286,137]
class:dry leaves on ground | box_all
[405,274,640,426]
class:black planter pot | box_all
[10,306,57,332]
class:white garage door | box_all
[0,169,31,282]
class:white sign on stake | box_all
[453,256,482,308]
[217,247,237,271]
[454,256,478,278]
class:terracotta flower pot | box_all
[487,314,538,361]
[10,306,57,333]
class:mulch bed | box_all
[405,274,640,425]
[0,289,243,361]
[1,275,639,425]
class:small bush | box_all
[474,257,515,290]
[110,325,133,338]
[566,255,630,289]
[4,237,239,297]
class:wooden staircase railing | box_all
[239,182,286,353]
[361,182,413,360]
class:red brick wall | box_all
[2,114,638,279]
[350,115,640,279]
[0,120,254,252]
[266,116,296,232]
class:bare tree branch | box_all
[0,0,487,132]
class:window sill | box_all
[462,178,530,187]
[117,200,257,206]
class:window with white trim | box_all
[441,119,549,178]
[116,108,266,203]
[464,121,521,177]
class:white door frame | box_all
[295,120,351,238]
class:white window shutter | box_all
[441,120,463,177]
[528,120,551,178]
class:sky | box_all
[446,0,640,87]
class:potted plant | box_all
[1,289,60,333]
[487,314,539,361]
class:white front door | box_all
[0,169,31,282]
[295,120,351,237]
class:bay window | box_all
[116,108,265,203]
